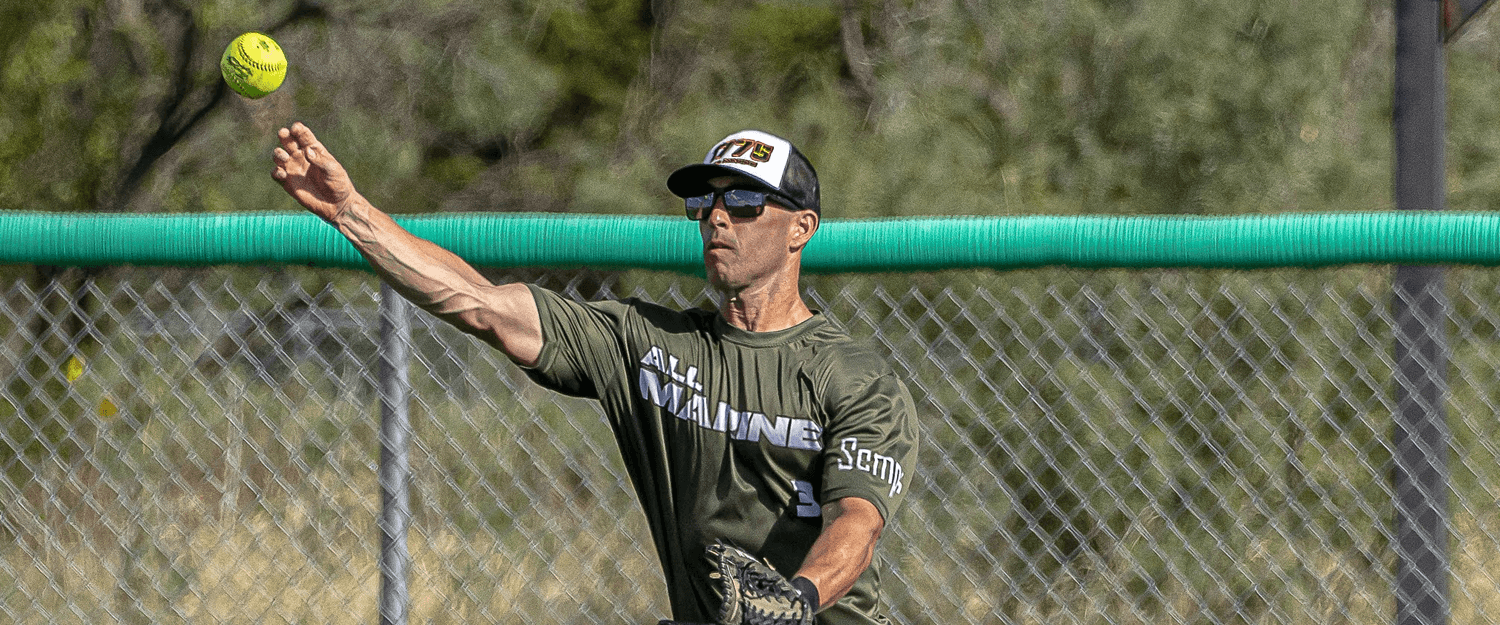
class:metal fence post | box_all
[1393,1,1451,624]
[378,283,413,625]
[1392,271,1452,625]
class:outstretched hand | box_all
[272,122,358,224]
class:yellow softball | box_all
[221,32,287,99]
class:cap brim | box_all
[666,163,777,198]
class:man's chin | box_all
[705,273,732,291]
[703,265,742,292]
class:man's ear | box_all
[788,210,819,252]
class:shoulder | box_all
[799,322,905,400]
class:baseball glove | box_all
[707,540,814,625]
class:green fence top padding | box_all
[4,210,1500,272]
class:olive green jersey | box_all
[521,285,918,625]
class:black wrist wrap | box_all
[789,576,820,613]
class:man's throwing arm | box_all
[334,197,543,365]
[272,122,543,366]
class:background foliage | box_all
[5,0,1499,221]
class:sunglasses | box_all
[683,188,793,221]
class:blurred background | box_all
[9,0,1500,221]
[8,1,1500,624]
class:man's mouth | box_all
[706,239,734,251]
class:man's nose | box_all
[706,198,731,226]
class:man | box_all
[271,123,918,624]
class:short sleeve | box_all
[522,284,634,399]
[818,356,919,523]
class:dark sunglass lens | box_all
[728,204,763,218]
[683,188,771,220]
[722,189,765,207]
[684,194,714,220]
[722,190,766,218]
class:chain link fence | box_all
[2,265,1499,624]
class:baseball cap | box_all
[667,130,820,213]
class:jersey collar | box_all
[713,311,828,347]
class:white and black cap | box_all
[667,130,820,213]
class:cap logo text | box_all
[711,138,774,168]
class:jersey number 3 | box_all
[792,480,821,518]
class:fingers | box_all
[276,122,322,160]
[289,121,316,145]
[287,122,324,163]
[273,122,322,175]
[277,126,297,153]
[271,147,290,181]
[277,122,315,146]
[271,121,342,189]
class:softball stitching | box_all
[235,38,286,73]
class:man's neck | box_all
[718,274,813,333]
